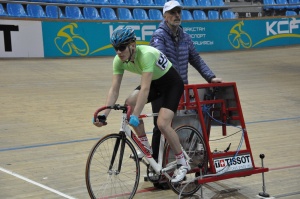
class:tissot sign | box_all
[214,154,253,172]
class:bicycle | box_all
[85,104,208,199]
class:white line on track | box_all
[0,166,77,199]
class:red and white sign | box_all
[214,154,253,173]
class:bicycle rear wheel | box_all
[163,125,208,196]
[85,133,140,199]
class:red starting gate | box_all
[177,82,269,184]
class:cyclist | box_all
[93,27,190,183]
[149,0,222,188]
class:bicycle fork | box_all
[108,132,126,175]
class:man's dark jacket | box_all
[150,20,216,84]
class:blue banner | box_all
[182,18,300,51]
[42,21,158,57]
[42,18,300,57]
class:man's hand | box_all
[211,77,222,83]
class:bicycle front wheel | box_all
[163,125,208,196]
[85,134,140,199]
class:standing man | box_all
[149,0,222,189]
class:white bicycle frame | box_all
[120,111,191,180]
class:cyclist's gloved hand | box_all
[129,115,139,127]
[97,115,107,123]
[93,115,107,126]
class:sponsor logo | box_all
[214,154,253,172]
[228,19,300,49]
[109,25,156,41]
[53,23,156,56]
[266,18,300,36]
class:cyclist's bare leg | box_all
[157,108,191,183]
[131,120,146,137]
[156,108,181,154]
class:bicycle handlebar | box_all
[94,104,132,125]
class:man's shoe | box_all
[171,163,191,183]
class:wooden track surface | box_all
[0,45,299,199]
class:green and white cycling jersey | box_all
[113,45,172,80]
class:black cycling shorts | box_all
[135,67,184,113]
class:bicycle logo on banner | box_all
[228,21,252,49]
[54,23,90,56]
